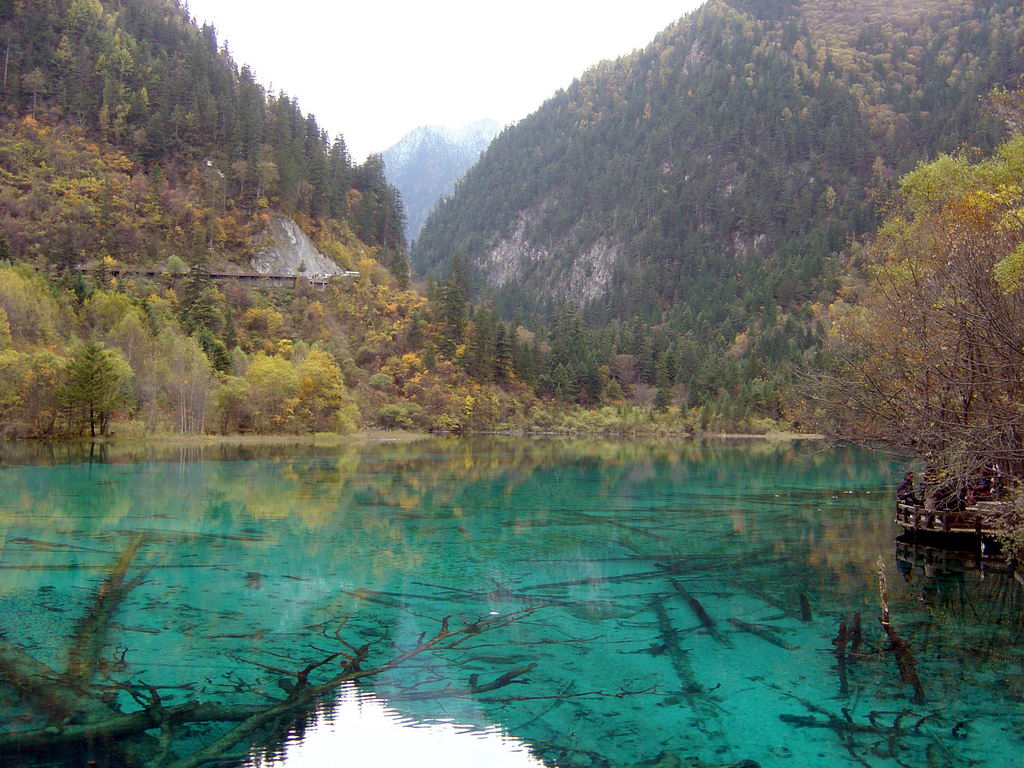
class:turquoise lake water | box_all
[0,438,1022,768]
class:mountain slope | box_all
[0,0,406,270]
[415,0,1024,337]
[0,0,431,439]
[382,119,500,243]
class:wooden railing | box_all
[895,500,1010,537]
[68,264,360,288]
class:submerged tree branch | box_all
[66,534,147,691]
[0,606,564,768]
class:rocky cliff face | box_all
[478,200,621,305]
[251,215,349,277]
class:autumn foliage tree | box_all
[818,130,1024,488]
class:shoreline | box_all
[700,431,826,441]
[89,430,433,446]
[476,428,826,441]
[1,428,827,447]
[0,430,834,470]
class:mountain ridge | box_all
[415,0,1024,335]
[382,119,500,243]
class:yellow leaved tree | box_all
[818,123,1024,487]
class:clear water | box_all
[0,438,1021,768]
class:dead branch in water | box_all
[2,561,658,768]
[850,611,862,656]
[771,676,958,768]
[4,608,542,766]
[727,617,795,650]
[649,596,701,695]
[0,636,114,726]
[877,556,926,704]
[833,618,849,697]
[799,593,813,622]
[664,574,731,647]
[66,534,147,691]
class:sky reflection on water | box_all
[252,684,544,768]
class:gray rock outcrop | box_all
[251,215,350,277]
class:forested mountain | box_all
[0,0,423,438]
[0,0,406,270]
[382,120,500,243]
[1,0,697,439]
[415,0,1024,412]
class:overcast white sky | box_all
[184,1,705,161]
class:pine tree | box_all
[654,386,672,412]
[386,248,410,288]
[326,134,352,219]
[58,341,132,436]
[180,259,222,336]
[434,255,470,359]
[494,324,513,384]
[406,312,424,351]
[552,363,576,403]
[197,328,230,372]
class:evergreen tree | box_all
[493,324,513,384]
[180,261,222,336]
[552,363,576,403]
[406,311,424,351]
[58,341,132,436]
[386,248,410,288]
[434,255,470,359]
[654,386,672,412]
[197,328,231,372]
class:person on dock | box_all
[897,471,921,506]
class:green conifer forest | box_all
[415,0,1024,425]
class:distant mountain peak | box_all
[382,120,502,242]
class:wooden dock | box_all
[895,500,1010,538]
